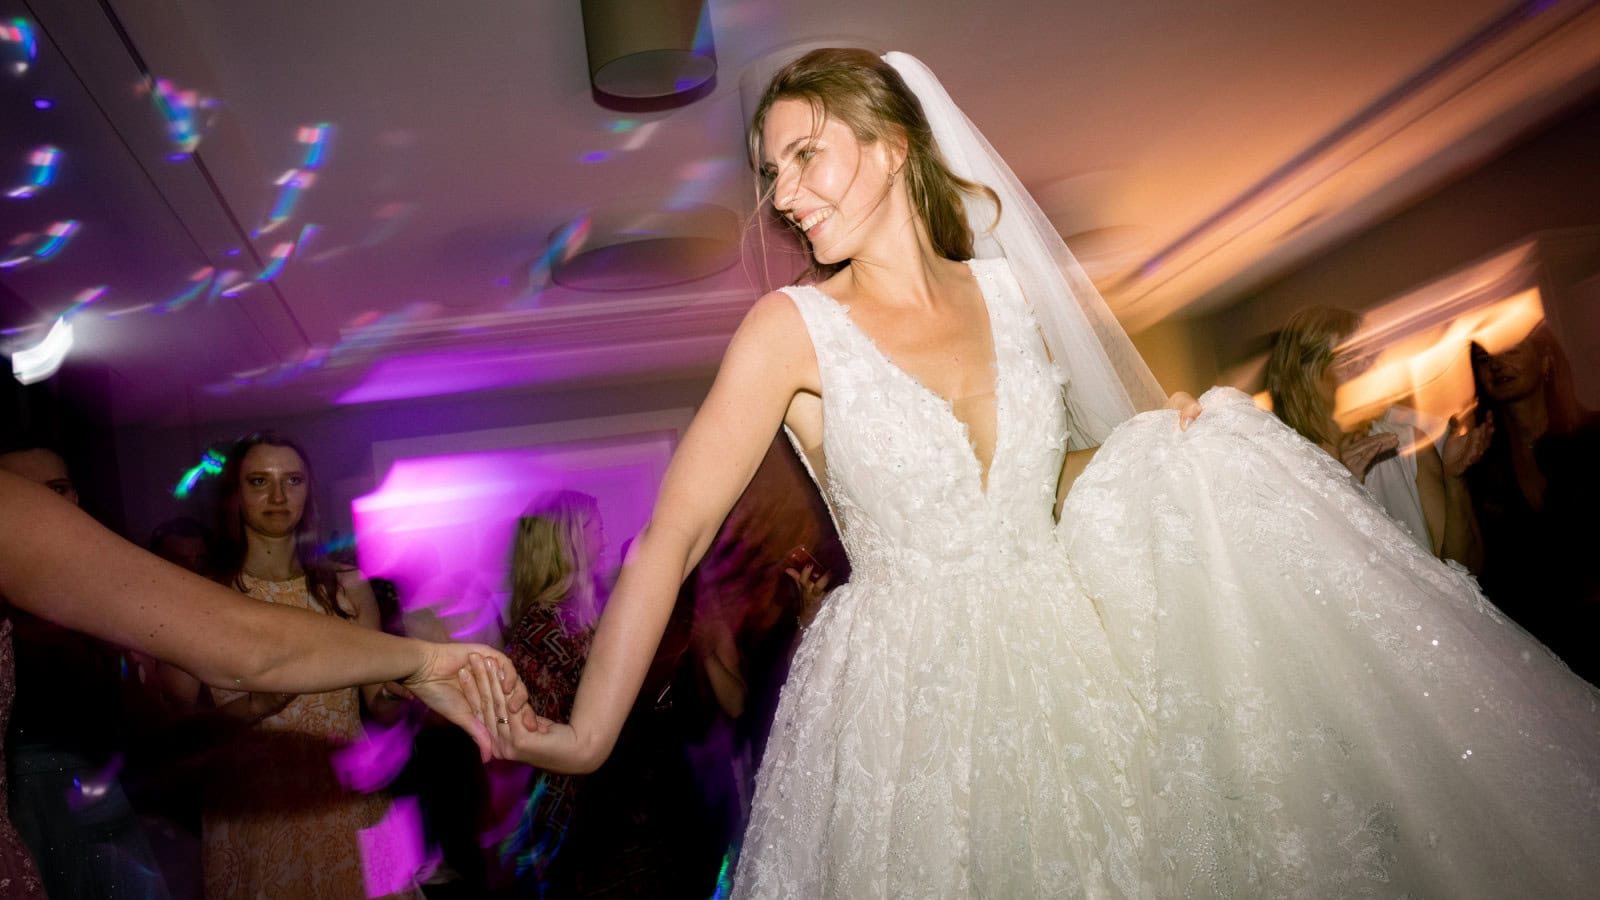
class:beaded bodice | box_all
[781,257,1067,583]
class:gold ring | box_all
[496,716,509,725]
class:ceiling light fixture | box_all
[581,0,716,104]
[547,201,740,292]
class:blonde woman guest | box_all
[497,491,602,894]
[1266,305,1487,569]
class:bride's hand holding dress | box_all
[1165,391,1202,430]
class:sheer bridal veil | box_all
[883,51,1167,449]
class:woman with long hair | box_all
[496,491,601,894]
[505,491,603,637]
[463,49,1600,897]
[1265,305,1485,567]
[197,431,415,898]
[1466,326,1600,681]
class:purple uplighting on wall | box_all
[351,437,673,644]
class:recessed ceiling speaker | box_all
[581,0,716,100]
[550,202,741,292]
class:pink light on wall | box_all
[352,432,675,644]
[358,796,429,897]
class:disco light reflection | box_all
[1,18,38,75]
[7,145,59,198]
[0,219,80,269]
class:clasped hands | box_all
[390,641,574,769]
[456,653,594,773]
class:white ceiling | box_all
[3,0,1599,425]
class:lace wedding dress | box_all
[733,257,1600,898]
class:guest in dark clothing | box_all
[148,517,213,578]
[1466,326,1600,683]
[542,573,722,900]
[127,518,217,900]
[0,443,167,899]
[0,612,43,897]
[497,492,602,896]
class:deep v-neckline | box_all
[809,259,1005,495]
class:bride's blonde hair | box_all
[748,48,999,283]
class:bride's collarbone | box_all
[852,306,996,398]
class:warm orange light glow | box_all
[1332,287,1544,450]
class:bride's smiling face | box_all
[760,98,899,265]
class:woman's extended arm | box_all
[472,292,814,774]
[0,470,522,756]
[341,570,413,723]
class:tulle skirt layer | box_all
[737,389,1600,898]
[1063,388,1600,899]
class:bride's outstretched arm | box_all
[1054,391,1201,517]
[476,292,816,774]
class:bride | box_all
[463,48,1600,897]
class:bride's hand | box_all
[461,653,599,775]
[401,641,527,762]
[1166,392,1202,431]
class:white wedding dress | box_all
[733,257,1600,899]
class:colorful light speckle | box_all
[298,123,333,169]
[1,18,38,74]
[7,145,59,198]
[173,449,226,499]
[0,219,80,269]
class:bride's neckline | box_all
[805,258,1004,493]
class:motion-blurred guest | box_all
[1467,327,1600,682]
[1266,306,1485,568]
[496,492,601,897]
[149,517,213,577]
[0,440,168,899]
[127,517,218,900]
[142,517,215,707]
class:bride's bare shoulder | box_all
[742,288,810,339]
[725,289,819,376]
